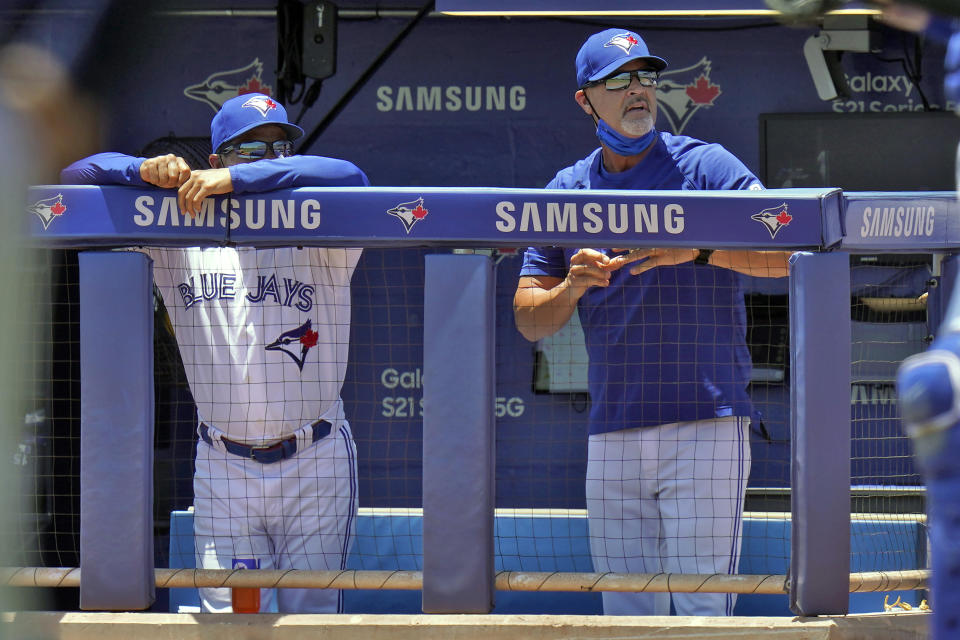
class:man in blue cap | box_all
[62,93,368,614]
[514,29,792,616]
[65,92,365,214]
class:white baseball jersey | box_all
[144,246,361,443]
[61,149,367,614]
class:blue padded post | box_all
[789,251,851,616]
[422,254,495,613]
[79,251,155,610]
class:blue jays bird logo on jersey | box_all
[751,203,793,239]
[387,197,429,234]
[29,193,66,230]
[266,319,318,371]
[183,58,275,112]
[605,33,640,54]
[656,57,722,135]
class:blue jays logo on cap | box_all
[605,33,640,54]
[242,94,279,117]
[265,319,318,371]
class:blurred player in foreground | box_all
[513,28,792,616]
[886,4,960,639]
[61,93,369,613]
[0,40,88,614]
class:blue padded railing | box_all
[25,184,950,614]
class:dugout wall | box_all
[11,184,939,616]
[22,182,884,616]
[6,0,951,531]
[5,0,953,617]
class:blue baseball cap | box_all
[576,29,668,88]
[210,93,305,153]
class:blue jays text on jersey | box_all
[132,194,323,230]
[495,200,685,234]
[178,272,315,311]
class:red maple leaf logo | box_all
[300,329,319,348]
[685,75,721,106]
[412,205,428,219]
[239,76,272,96]
[776,210,792,225]
[51,201,66,216]
[626,35,638,46]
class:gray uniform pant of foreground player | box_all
[586,416,750,616]
[193,422,358,613]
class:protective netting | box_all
[1,249,81,609]
[849,255,928,585]
[4,243,930,614]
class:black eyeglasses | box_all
[220,140,294,159]
[584,69,659,91]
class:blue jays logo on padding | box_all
[265,319,318,371]
[183,58,274,112]
[387,197,429,234]
[29,193,66,230]
[751,203,793,239]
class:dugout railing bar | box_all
[18,184,944,615]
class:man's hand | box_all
[564,248,616,295]
[139,154,191,189]
[514,248,613,343]
[608,248,700,275]
[177,168,234,217]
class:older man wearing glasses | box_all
[62,93,368,614]
[513,29,792,617]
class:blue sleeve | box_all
[525,166,585,278]
[229,155,370,193]
[519,246,568,278]
[692,144,764,191]
[525,153,597,279]
[545,150,599,190]
[60,152,147,186]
